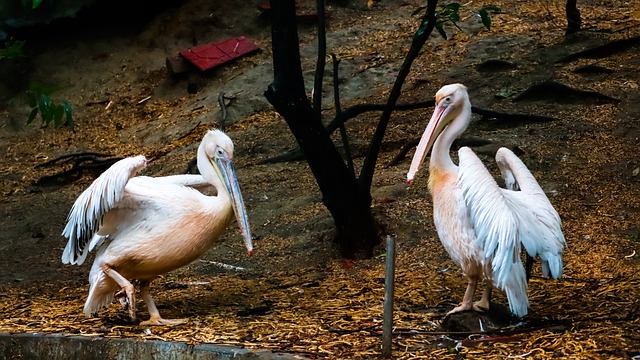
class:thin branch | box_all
[260,100,556,166]
[312,0,327,112]
[218,92,235,131]
[359,0,438,191]
[332,54,355,176]
[327,100,435,134]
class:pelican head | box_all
[407,84,470,184]
[199,129,253,256]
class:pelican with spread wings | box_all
[62,129,253,325]
[407,84,565,317]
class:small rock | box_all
[441,303,514,333]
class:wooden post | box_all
[382,234,396,358]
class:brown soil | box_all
[1,0,639,359]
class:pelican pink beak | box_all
[215,155,253,256]
[407,94,454,184]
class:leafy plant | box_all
[26,82,74,129]
[413,3,502,39]
[0,39,26,60]
[21,0,44,9]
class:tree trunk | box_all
[264,0,378,258]
[565,0,581,35]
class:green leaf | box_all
[52,104,65,127]
[436,23,448,39]
[443,3,460,13]
[27,108,38,124]
[479,9,491,30]
[31,0,43,9]
[411,5,427,16]
[414,20,428,38]
[62,101,75,129]
[62,101,73,116]
[38,94,50,111]
[39,95,52,125]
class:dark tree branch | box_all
[258,100,556,166]
[327,100,435,134]
[217,92,234,131]
[359,0,438,191]
[312,0,326,111]
[332,54,355,176]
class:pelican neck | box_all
[429,100,471,173]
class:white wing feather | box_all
[495,147,565,278]
[61,155,147,265]
[458,147,529,316]
[458,147,565,317]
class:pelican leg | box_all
[473,281,492,312]
[138,281,188,326]
[101,264,136,320]
[448,276,478,315]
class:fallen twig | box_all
[34,152,115,168]
[198,260,246,272]
[35,153,124,187]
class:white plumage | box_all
[61,129,253,325]
[408,84,565,317]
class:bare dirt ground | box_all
[0,0,639,358]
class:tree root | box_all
[35,152,123,187]
[514,80,619,105]
[556,34,640,63]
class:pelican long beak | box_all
[407,101,452,184]
[216,157,253,256]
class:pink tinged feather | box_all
[61,129,255,319]
[411,84,565,318]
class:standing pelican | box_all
[61,129,253,325]
[407,84,565,317]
